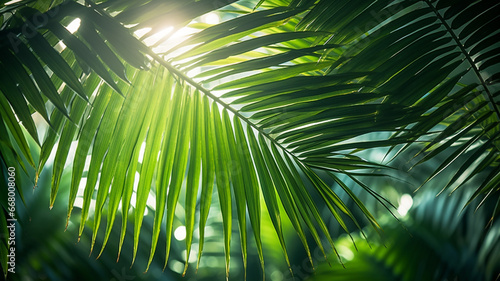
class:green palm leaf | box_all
[1,0,500,279]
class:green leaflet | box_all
[283,152,337,253]
[222,109,248,277]
[143,72,175,270]
[297,163,351,263]
[166,7,295,56]
[46,22,123,96]
[66,82,113,228]
[78,20,129,83]
[161,86,192,269]
[27,32,88,102]
[0,93,35,167]
[83,4,149,69]
[232,117,264,274]
[258,134,314,267]
[78,85,124,240]
[212,61,332,90]
[189,31,326,68]
[0,118,27,175]
[0,48,49,128]
[213,45,342,97]
[228,72,368,103]
[93,69,152,259]
[182,90,203,275]
[419,121,497,191]
[247,125,292,272]
[196,95,215,270]
[101,70,167,258]
[14,40,69,119]
[91,77,153,252]
[211,104,232,279]
[37,81,79,182]
[50,72,99,208]
[443,133,500,194]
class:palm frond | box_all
[1,0,500,279]
[290,0,500,213]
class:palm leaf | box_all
[1,0,500,279]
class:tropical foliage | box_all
[0,0,499,279]
[311,187,500,281]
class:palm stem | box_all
[147,50,298,159]
[86,0,298,161]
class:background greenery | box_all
[0,0,499,280]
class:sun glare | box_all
[143,12,221,54]
[398,194,414,216]
[66,18,81,34]
[142,27,174,46]
[174,226,187,241]
[3,0,23,5]
[202,12,220,24]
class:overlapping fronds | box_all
[300,0,500,214]
[1,0,499,279]
[0,1,385,278]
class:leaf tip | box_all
[182,262,189,277]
